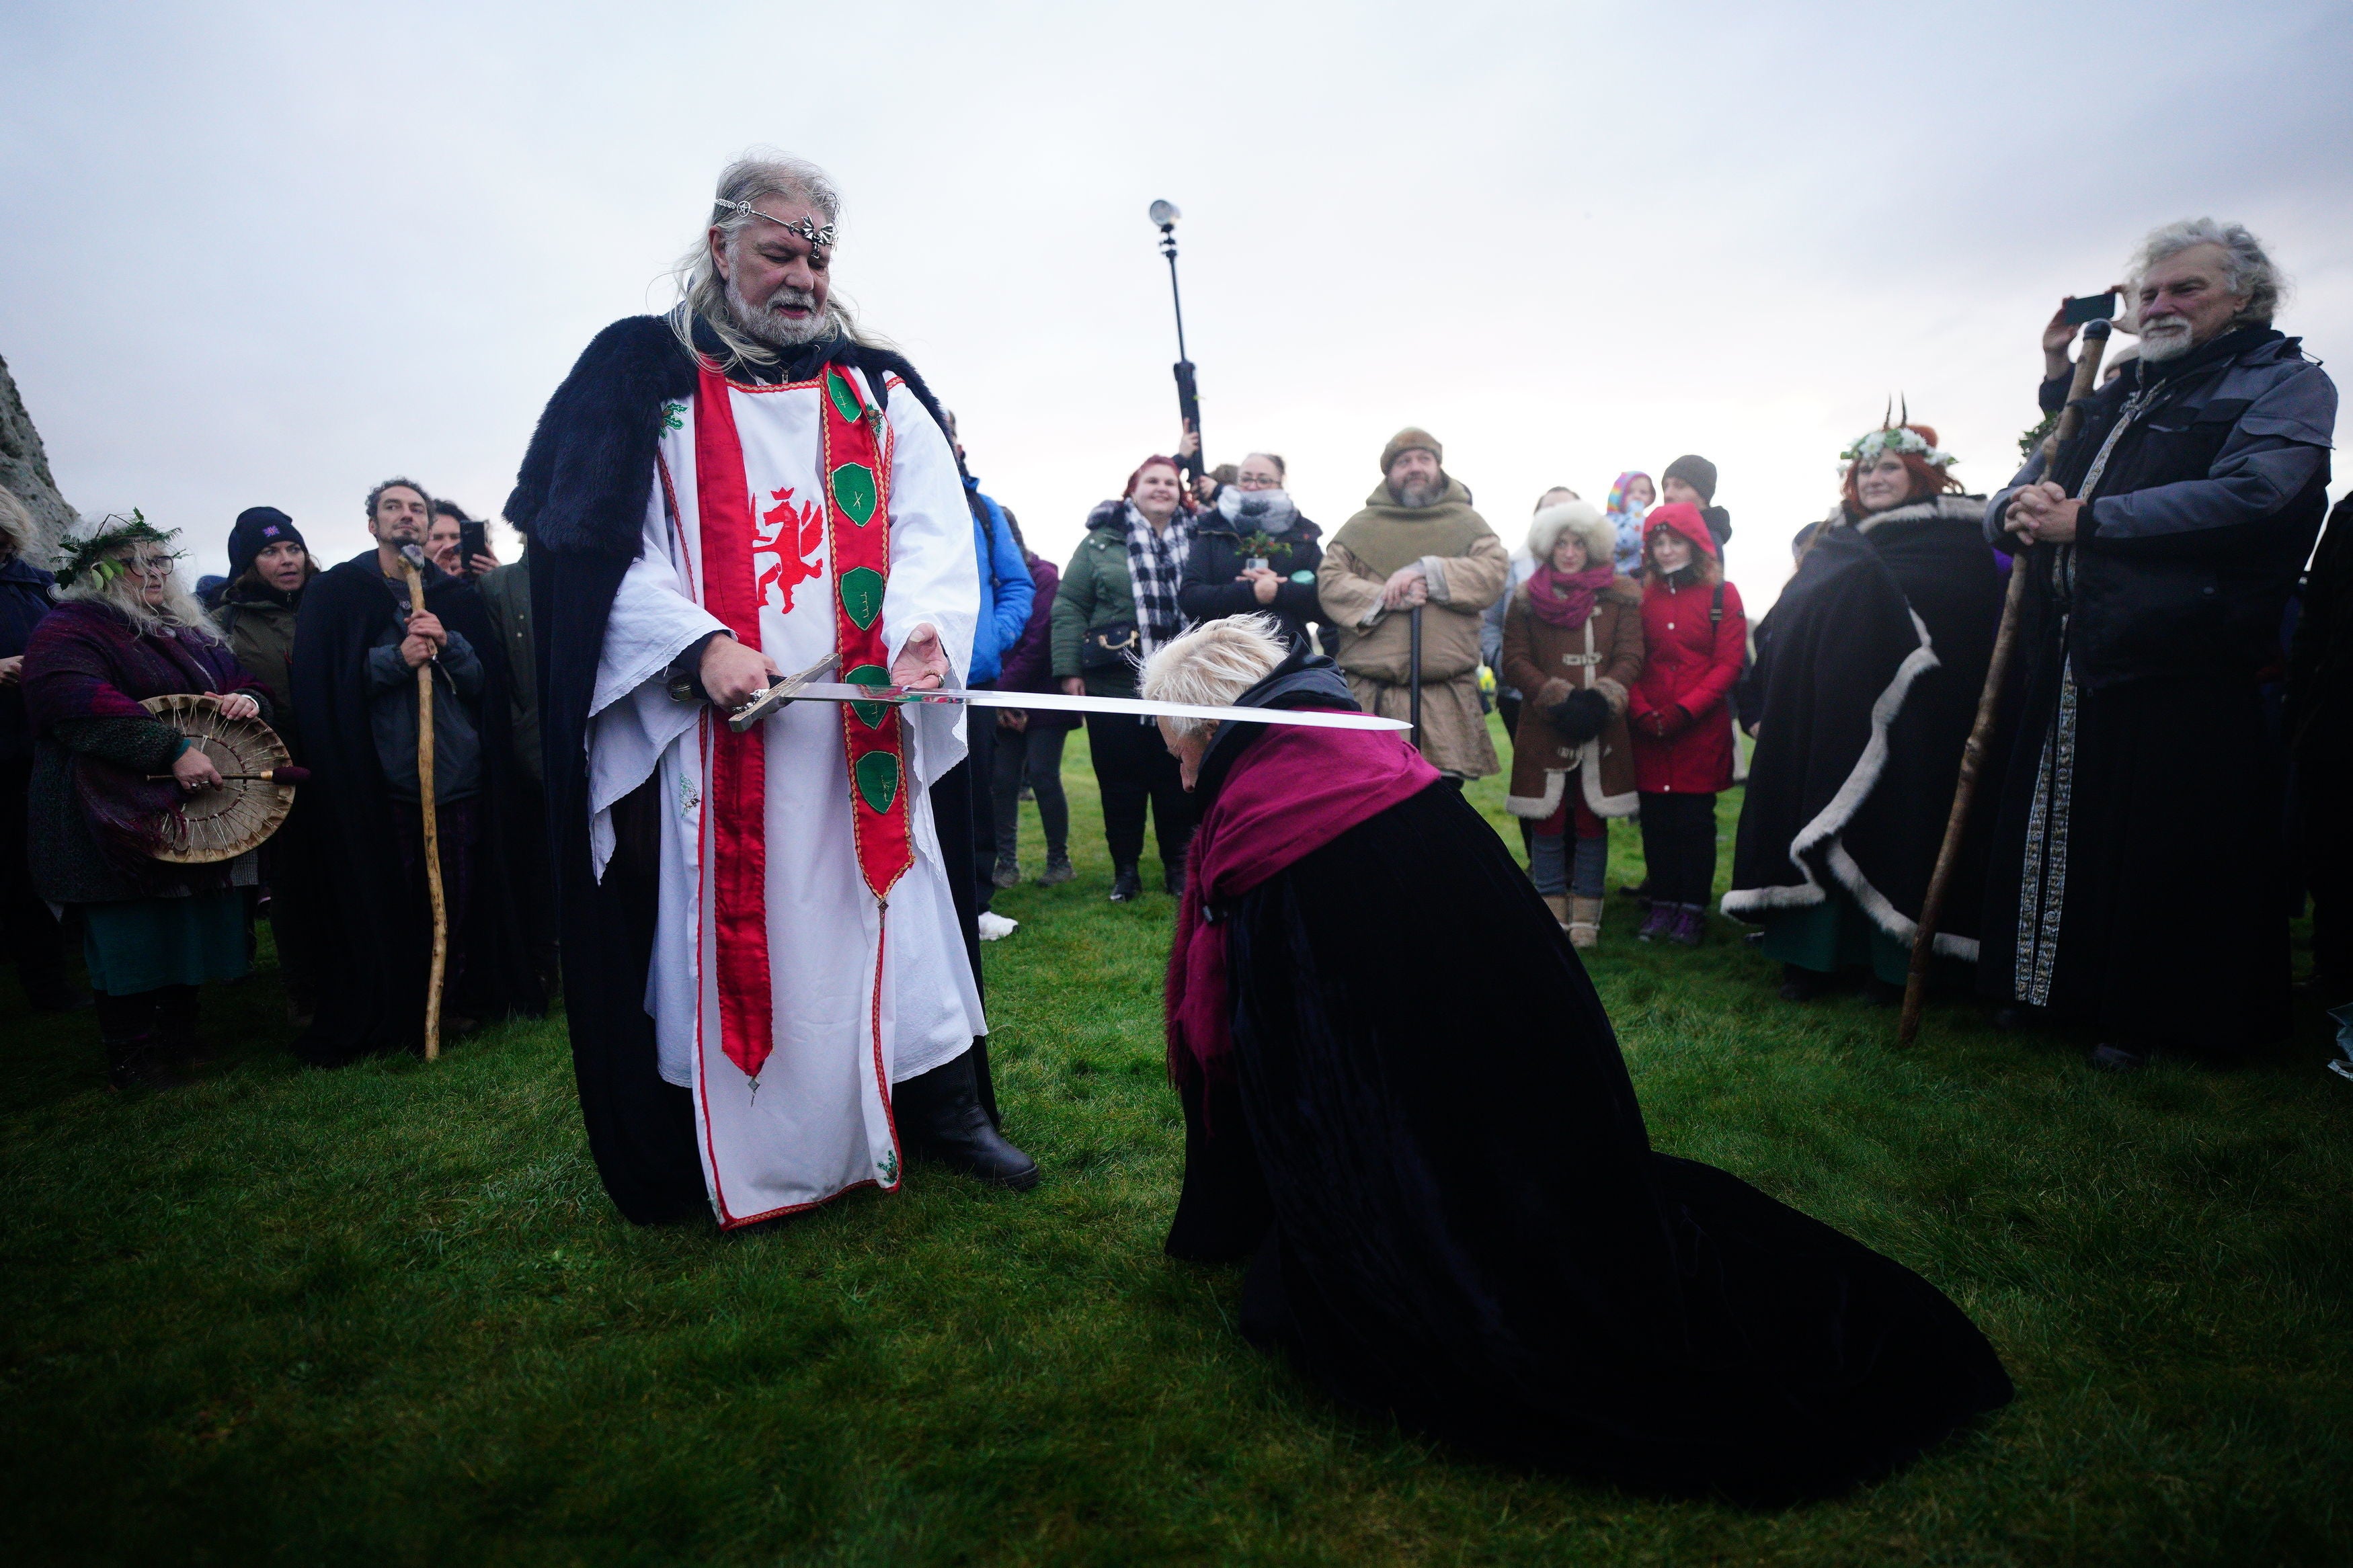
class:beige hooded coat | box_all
[1318,476,1508,778]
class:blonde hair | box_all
[55,540,218,641]
[1138,615,1287,738]
[0,485,31,563]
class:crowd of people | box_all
[3,214,2344,1094]
[6,145,2345,1497]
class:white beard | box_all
[2139,316,2195,363]
[1395,478,1443,508]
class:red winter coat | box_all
[1627,509,1747,794]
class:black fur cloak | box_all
[503,315,988,1226]
[291,552,547,1061]
[1724,495,2005,958]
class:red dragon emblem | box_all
[752,486,825,613]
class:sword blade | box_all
[732,681,1408,733]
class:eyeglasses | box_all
[124,554,180,577]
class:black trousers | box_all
[1084,712,1197,871]
[992,721,1071,863]
[0,756,67,999]
[965,697,1000,914]
[1638,791,1718,907]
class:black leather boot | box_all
[98,991,188,1092]
[1109,864,1142,903]
[893,1049,1039,1190]
[1162,859,1186,898]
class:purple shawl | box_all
[23,600,260,871]
[1166,720,1440,1094]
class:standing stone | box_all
[0,350,76,560]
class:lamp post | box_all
[1150,200,1205,484]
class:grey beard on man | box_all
[725,272,832,348]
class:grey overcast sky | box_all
[4,0,2348,607]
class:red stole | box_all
[693,360,912,1081]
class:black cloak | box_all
[291,552,547,1061]
[1163,671,2011,1503]
[1724,495,2004,958]
[503,315,990,1226]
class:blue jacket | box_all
[0,552,57,763]
[965,478,1035,685]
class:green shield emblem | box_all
[830,464,878,526]
[838,567,884,630]
[825,369,863,425]
[846,662,891,729]
[854,750,901,815]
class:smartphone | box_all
[458,520,489,574]
[2062,290,2118,327]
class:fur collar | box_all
[503,315,958,559]
[1828,493,1988,536]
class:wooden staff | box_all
[399,544,447,1062]
[1899,319,2112,1045]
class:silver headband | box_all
[717,200,834,249]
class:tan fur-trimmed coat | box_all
[1501,576,1644,818]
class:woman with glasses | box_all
[1177,451,1326,652]
[21,515,271,1089]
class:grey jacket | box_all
[1987,326,2336,686]
[364,575,485,802]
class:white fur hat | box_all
[1527,499,1613,569]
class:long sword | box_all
[728,672,1407,735]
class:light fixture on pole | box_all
[1149,200,1204,484]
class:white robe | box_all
[585,366,985,1226]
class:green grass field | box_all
[5,715,2350,1566]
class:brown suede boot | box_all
[1568,896,1604,950]
[1542,894,1571,931]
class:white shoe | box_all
[976,911,1019,942]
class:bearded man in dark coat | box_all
[504,154,1031,1229]
[292,478,546,1063]
[1985,219,2337,1069]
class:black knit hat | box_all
[1661,454,1718,504]
[227,507,305,581]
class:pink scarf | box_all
[1527,561,1618,629]
[1165,720,1440,1096]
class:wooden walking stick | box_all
[1899,319,2112,1044]
[398,544,447,1062]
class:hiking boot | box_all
[1669,903,1706,946]
[992,856,1022,889]
[1636,903,1675,942]
[1568,896,1604,950]
[1035,854,1075,887]
[106,1036,192,1092]
[1109,864,1142,903]
[1163,860,1187,898]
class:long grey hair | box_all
[56,538,220,641]
[668,152,887,370]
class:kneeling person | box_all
[1147,614,2011,1501]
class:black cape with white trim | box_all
[1724,495,2005,959]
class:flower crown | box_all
[54,510,180,589]
[1838,425,1956,473]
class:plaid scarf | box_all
[1124,501,1193,655]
